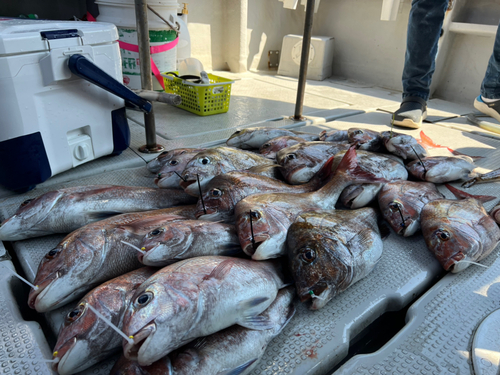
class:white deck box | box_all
[278,34,335,81]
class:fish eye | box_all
[150,228,164,236]
[234,130,241,134]
[286,154,296,160]
[199,157,211,165]
[389,201,402,212]
[66,304,85,323]
[249,211,260,220]
[169,160,179,166]
[262,143,270,148]
[159,151,169,156]
[46,248,60,259]
[210,188,223,197]
[157,173,162,178]
[436,229,451,241]
[353,130,363,135]
[300,248,316,263]
[136,292,153,306]
[20,198,34,208]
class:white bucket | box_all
[96,0,179,90]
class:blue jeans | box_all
[402,0,500,101]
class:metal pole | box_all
[135,0,164,153]
[294,0,315,120]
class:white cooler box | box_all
[0,19,148,192]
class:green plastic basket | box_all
[162,73,234,116]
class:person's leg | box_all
[474,23,500,122]
[393,0,449,128]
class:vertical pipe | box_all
[135,0,164,153]
[294,0,315,120]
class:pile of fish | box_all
[0,125,499,375]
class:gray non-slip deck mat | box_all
[0,260,54,374]
[0,116,499,375]
[126,76,351,140]
[336,248,500,375]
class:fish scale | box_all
[235,148,388,260]
[121,256,285,366]
[421,198,500,272]
[180,147,279,196]
[197,171,324,223]
[28,206,197,313]
[287,208,383,310]
[53,267,156,375]
[0,185,197,241]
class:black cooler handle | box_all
[68,54,152,113]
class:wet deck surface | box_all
[0,71,499,375]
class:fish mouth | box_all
[444,253,465,272]
[179,179,196,190]
[124,323,156,361]
[299,284,330,310]
[299,284,328,303]
[195,206,217,219]
[398,218,418,237]
[52,337,77,374]
[28,274,59,310]
[243,236,268,256]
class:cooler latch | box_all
[39,29,94,86]
[40,29,80,40]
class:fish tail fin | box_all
[337,147,388,184]
[419,131,445,149]
[445,184,497,203]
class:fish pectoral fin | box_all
[237,314,274,330]
[349,228,375,248]
[247,164,281,173]
[217,358,259,375]
[192,337,208,350]
[203,259,235,280]
[237,296,271,328]
[85,211,123,221]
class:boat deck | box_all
[0,71,499,375]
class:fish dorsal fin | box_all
[85,211,123,222]
[118,215,185,234]
[445,184,496,203]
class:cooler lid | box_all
[0,19,118,55]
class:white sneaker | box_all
[474,95,500,123]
